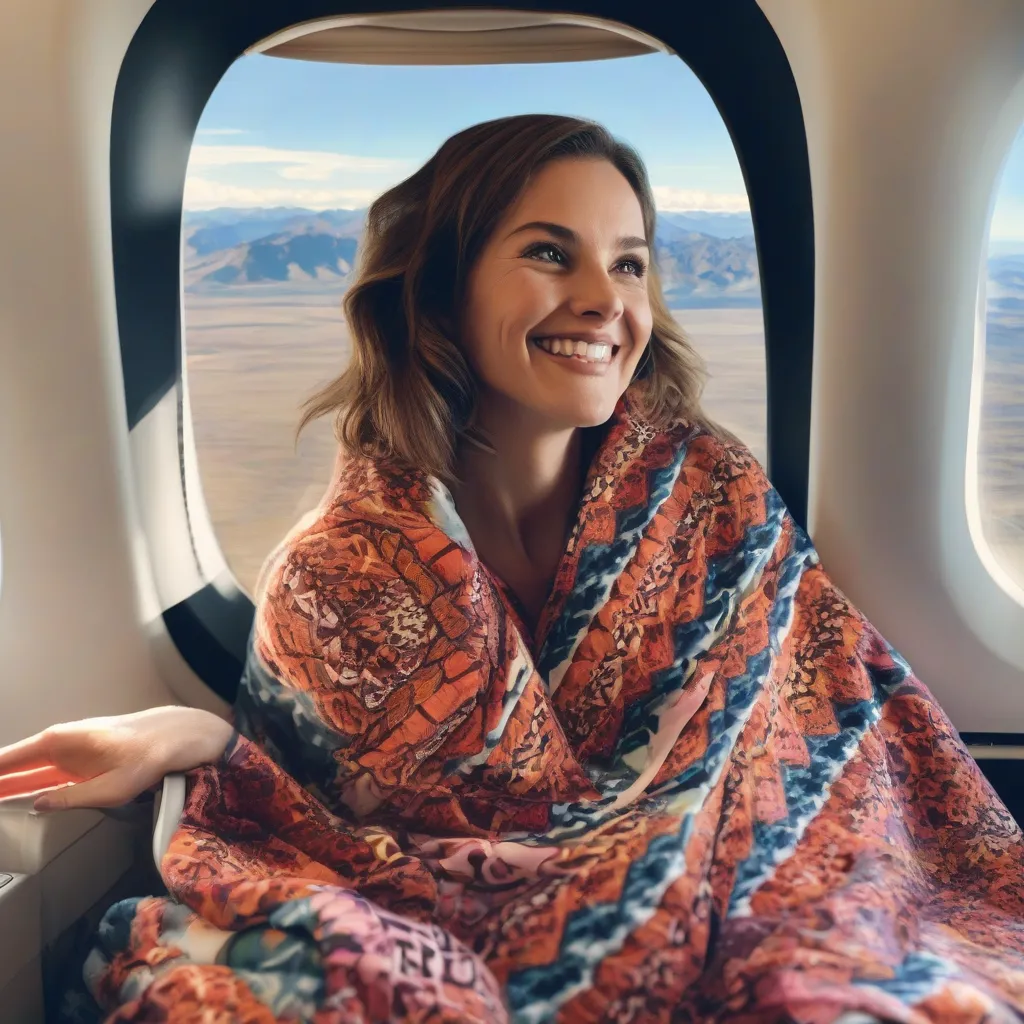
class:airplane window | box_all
[979,125,1024,590]
[183,54,765,596]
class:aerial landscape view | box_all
[980,251,1024,581]
[180,52,1024,596]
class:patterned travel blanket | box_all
[84,391,1024,1022]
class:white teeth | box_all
[534,337,613,362]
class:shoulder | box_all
[250,494,478,674]
[249,513,406,693]
[250,453,432,611]
[663,422,789,546]
[249,506,368,608]
[255,509,401,624]
[673,420,774,496]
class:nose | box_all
[567,261,624,323]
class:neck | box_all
[451,400,584,562]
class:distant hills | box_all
[183,207,761,308]
[990,255,1024,314]
[182,207,1024,312]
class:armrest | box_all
[151,773,186,869]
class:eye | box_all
[617,256,647,278]
[523,242,566,265]
[521,243,647,278]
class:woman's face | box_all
[460,157,653,432]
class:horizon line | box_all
[182,203,754,215]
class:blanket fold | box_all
[85,391,1024,1023]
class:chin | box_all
[544,393,621,429]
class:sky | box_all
[188,53,749,214]
[188,51,1024,242]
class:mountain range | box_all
[183,207,1024,312]
[183,207,761,308]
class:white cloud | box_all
[652,186,749,213]
[196,128,247,136]
[182,150,753,214]
[188,145,412,181]
[183,176,387,210]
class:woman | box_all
[3,114,1024,1022]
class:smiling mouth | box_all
[530,337,621,364]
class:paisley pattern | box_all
[84,387,1024,1023]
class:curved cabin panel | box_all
[761,0,1024,735]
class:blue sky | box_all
[188,52,1024,241]
[188,54,749,213]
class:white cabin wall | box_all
[757,0,1024,729]
[0,0,174,747]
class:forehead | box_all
[504,157,646,236]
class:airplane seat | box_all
[152,774,187,869]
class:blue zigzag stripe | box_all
[510,489,794,845]
[639,522,815,813]
[505,494,814,1023]
[727,655,910,916]
[855,950,956,1006]
[614,490,790,769]
[446,650,534,776]
[234,636,347,796]
[537,440,689,693]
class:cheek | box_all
[464,272,548,358]
[459,278,500,366]
[628,297,654,350]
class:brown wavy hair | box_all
[298,113,726,485]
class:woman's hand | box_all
[0,706,234,812]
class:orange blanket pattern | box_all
[85,390,1024,1022]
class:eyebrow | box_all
[505,220,649,251]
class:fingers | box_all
[0,732,54,776]
[0,765,81,800]
[34,765,147,812]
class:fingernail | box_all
[33,797,52,812]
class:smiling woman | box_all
[292,117,726,626]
